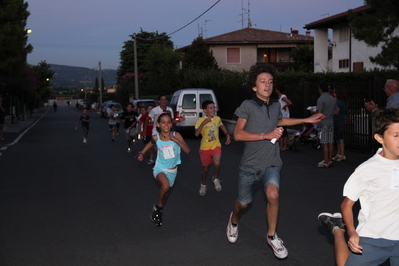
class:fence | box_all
[215,77,387,154]
[302,77,386,153]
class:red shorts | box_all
[199,147,222,167]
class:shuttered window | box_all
[227,48,240,64]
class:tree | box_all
[0,0,33,97]
[142,46,180,95]
[289,45,314,72]
[349,0,399,70]
[31,61,54,104]
[117,29,173,83]
[182,36,218,70]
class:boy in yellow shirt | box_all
[195,100,230,196]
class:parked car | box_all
[101,101,122,118]
[131,99,157,112]
[169,88,218,130]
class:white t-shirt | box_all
[343,148,399,240]
[149,106,174,135]
[278,94,290,118]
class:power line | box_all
[135,0,221,41]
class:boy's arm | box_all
[234,117,283,141]
[75,119,81,127]
[195,117,211,137]
[277,113,324,126]
[341,197,363,254]
[219,125,231,145]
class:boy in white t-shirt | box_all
[318,108,399,266]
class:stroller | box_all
[288,123,320,152]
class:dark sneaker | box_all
[318,212,345,234]
[267,233,288,259]
[226,212,238,243]
[151,205,163,226]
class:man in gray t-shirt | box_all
[315,83,336,168]
[225,65,325,259]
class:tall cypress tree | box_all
[182,36,218,70]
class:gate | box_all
[303,77,386,153]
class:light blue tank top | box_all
[155,133,181,169]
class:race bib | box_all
[163,145,175,159]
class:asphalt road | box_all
[0,107,379,266]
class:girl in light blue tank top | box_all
[136,112,190,226]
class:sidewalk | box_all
[2,110,45,137]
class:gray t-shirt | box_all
[316,93,336,127]
[234,97,283,173]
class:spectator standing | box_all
[53,101,58,112]
[75,108,91,143]
[195,100,230,196]
[225,65,324,259]
[315,83,336,168]
[275,85,292,151]
[332,87,349,162]
[137,113,190,227]
[0,96,6,141]
[120,103,138,153]
[318,108,399,266]
[365,79,399,111]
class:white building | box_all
[305,4,396,73]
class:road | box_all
[0,106,376,266]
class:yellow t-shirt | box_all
[195,116,223,150]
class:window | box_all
[182,94,196,109]
[227,48,240,64]
[339,59,349,69]
[339,27,350,43]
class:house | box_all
[304,4,395,73]
[180,27,314,72]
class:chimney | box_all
[291,29,299,35]
[306,31,311,36]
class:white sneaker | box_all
[127,148,131,153]
[83,138,87,144]
[213,178,222,192]
[267,233,288,259]
[226,212,238,243]
[199,184,206,196]
[148,159,155,165]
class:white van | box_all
[169,88,219,130]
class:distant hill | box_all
[50,64,117,88]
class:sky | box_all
[26,0,365,70]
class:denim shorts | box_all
[153,166,178,187]
[345,237,399,266]
[237,166,281,205]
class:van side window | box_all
[200,94,213,106]
[182,94,196,109]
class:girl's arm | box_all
[137,136,156,161]
[170,132,190,154]
[281,97,292,110]
[341,197,362,253]
[220,125,231,145]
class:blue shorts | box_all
[237,166,281,205]
[82,126,89,133]
[345,237,399,266]
[108,124,116,130]
[153,166,178,187]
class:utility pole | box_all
[99,61,102,108]
[84,73,87,100]
[133,34,139,100]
